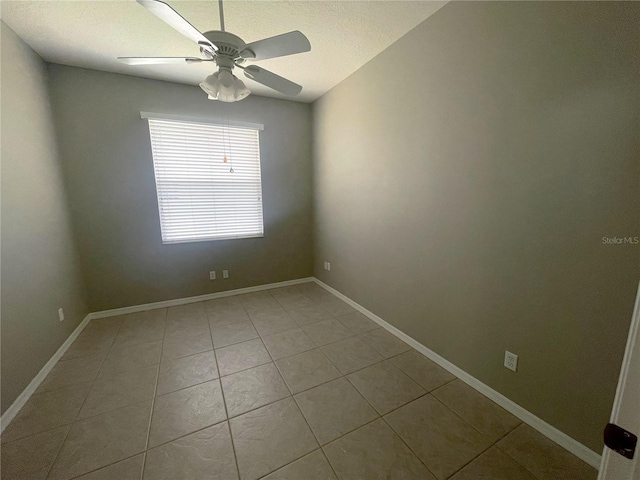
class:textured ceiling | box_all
[0,0,446,102]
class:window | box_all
[143,113,264,244]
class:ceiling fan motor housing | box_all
[203,31,254,60]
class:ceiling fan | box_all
[117,0,311,102]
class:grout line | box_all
[493,428,550,480]
[319,447,341,480]
[135,417,229,453]
[209,302,243,480]
[139,452,146,480]
[379,414,440,479]
[15,284,515,480]
[140,308,168,477]
[423,394,496,478]
[3,294,398,441]
[65,452,145,480]
[253,448,336,480]
[44,317,127,479]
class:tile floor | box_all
[1,282,598,480]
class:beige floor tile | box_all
[210,320,259,348]
[36,355,103,394]
[385,395,492,480]
[156,350,218,395]
[166,302,208,325]
[206,297,250,326]
[82,316,125,339]
[270,285,314,301]
[298,282,325,296]
[432,379,521,442]
[5,285,600,480]
[391,350,456,391]
[205,295,243,312]
[287,305,333,326]
[276,349,341,394]
[114,310,166,347]
[347,360,425,414]
[61,331,114,361]
[321,336,383,375]
[208,309,251,326]
[79,365,158,419]
[144,423,238,480]
[497,424,598,480]
[1,382,91,443]
[450,446,537,480]
[262,328,317,360]
[309,294,356,317]
[273,293,318,311]
[161,323,212,360]
[99,340,162,377]
[269,285,307,297]
[358,328,411,358]
[336,312,379,334]
[231,397,318,480]
[75,454,144,480]
[302,319,354,346]
[250,310,298,337]
[216,338,271,376]
[295,377,377,445]
[221,363,290,417]
[323,419,435,480]
[49,401,152,480]
[0,425,70,480]
[239,291,283,315]
[262,450,337,480]
[149,380,226,448]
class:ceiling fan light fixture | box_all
[200,70,250,102]
[199,72,219,96]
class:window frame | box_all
[142,112,265,245]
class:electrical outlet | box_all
[223,269,229,279]
[58,308,65,322]
[209,271,216,280]
[324,261,331,271]
[504,351,518,372]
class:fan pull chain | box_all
[220,107,234,174]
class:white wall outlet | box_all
[324,261,331,271]
[223,269,229,279]
[58,308,65,322]
[504,351,518,372]
[209,271,216,280]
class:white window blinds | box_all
[145,116,264,244]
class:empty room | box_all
[1,1,638,479]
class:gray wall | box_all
[313,2,639,452]
[0,23,89,413]
[48,65,313,312]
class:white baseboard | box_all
[0,313,92,434]
[313,278,602,469]
[0,277,314,433]
[91,277,315,319]
[1,274,601,470]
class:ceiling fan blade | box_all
[242,31,310,61]
[243,65,302,96]
[136,0,216,51]
[117,57,209,65]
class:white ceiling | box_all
[0,0,446,103]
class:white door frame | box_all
[598,279,640,479]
